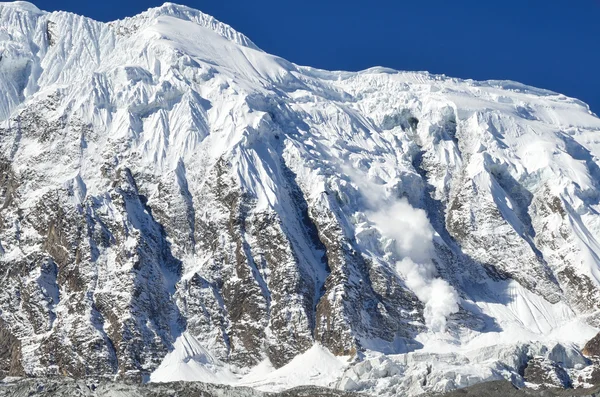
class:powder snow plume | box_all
[369,199,459,332]
[350,166,460,333]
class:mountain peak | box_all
[157,2,193,10]
[0,1,42,13]
[116,2,261,50]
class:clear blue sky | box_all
[30,0,600,114]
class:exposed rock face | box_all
[1,2,600,396]
[577,365,600,388]
[579,334,600,388]
[584,334,600,358]
[524,357,571,389]
[0,319,24,379]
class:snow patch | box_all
[150,332,238,384]
[240,344,351,391]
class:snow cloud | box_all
[349,169,459,332]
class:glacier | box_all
[1,1,600,396]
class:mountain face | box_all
[1,1,600,395]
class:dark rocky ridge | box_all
[0,378,360,397]
[584,334,600,358]
[3,378,600,397]
[431,381,600,397]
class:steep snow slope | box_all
[1,2,600,396]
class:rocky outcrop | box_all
[583,334,600,358]
[0,378,361,397]
[524,357,571,389]
[0,319,24,379]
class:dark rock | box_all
[524,357,571,389]
[583,333,600,358]
[0,318,25,378]
[0,378,362,397]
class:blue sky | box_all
[30,0,600,113]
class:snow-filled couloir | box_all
[1,2,600,395]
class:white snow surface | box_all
[240,344,351,391]
[150,332,238,384]
[1,2,600,396]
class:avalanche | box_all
[1,2,600,396]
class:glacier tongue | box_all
[1,1,600,396]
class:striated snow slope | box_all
[1,2,600,395]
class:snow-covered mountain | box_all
[1,1,600,395]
